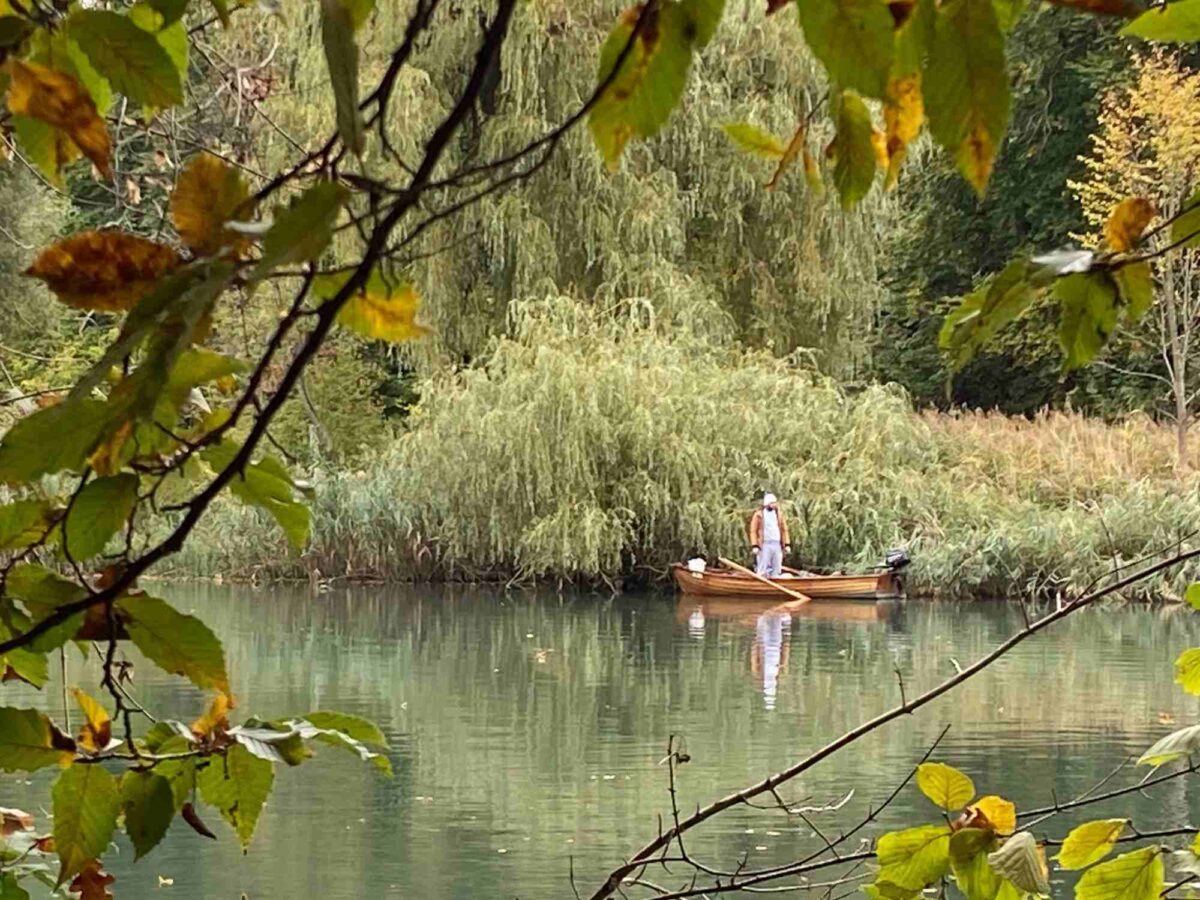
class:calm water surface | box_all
[8,586,1200,898]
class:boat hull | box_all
[670,564,904,601]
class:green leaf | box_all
[877,824,953,891]
[128,4,189,109]
[52,763,119,884]
[229,723,309,766]
[5,564,86,653]
[249,182,349,286]
[302,711,388,747]
[152,736,198,811]
[1139,722,1200,766]
[0,708,75,771]
[1055,271,1120,371]
[832,90,877,209]
[1186,582,1200,611]
[0,398,112,485]
[146,0,190,26]
[10,116,68,188]
[922,0,1010,195]
[296,713,391,775]
[939,258,1051,369]
[68,10,182,108]
[950,829,1004,900]
[1171,191,1200,249]
[682,0,724,45]
[987,832,1049,895]
[1175,647,1200,696]
[61,474,138,561]
[798,0,894,99]
[1123,0,1200,42]
[0,873,30,900]
[721,122,787,159]
[0,646,49,688]
[197,743,274,850]
[0,500,56,551]
[122,595,228,692]
[201,442,311,549]
[588,3,696,170]
[916,762,975,810]
[320,0,364,156]
[120,770,174,859]
[1076,847,1163,900]
[1113,262,1153,325]
[1056,820,1127,870]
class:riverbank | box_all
[158,299,1200,600]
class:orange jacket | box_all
[748,508,790,548]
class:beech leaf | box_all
[52,763,120,885]
[170,152,252,257]
[5,60,111,178]
[24,230,181,312]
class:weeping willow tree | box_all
[221,0,888,377]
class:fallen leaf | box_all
[25,230,182,312]
[6,59,112,178]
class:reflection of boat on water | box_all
[675,596,902,626]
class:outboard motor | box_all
[883,547,911,571]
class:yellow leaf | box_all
[870,129,890,169]
[956,121,998,197]
[170,153,252,258]
[191,692,233,738]
[25,230,182,312]
[1105,197,1156,252]
[72,689,111,753]
[325,272,429,343]
[969,795,1016,835]
[916,762,975,811]
[88,419,133,477]
[1056,819,1127,870]
[884,73,924,189]
[5,59,112,179]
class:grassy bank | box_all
[168,299,1200,600]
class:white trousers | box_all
[756,541,783,577]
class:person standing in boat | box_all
[748,492,791,578]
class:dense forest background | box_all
[4,0,1200,594]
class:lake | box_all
[6,586,1200,898]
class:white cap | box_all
[762,492,777,507]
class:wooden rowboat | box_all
[670,562,905,601]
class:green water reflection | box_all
[6,586,1200,898]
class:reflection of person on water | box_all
[750,611,791,710]
[748,492,791,578]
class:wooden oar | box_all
[718,556,811,604]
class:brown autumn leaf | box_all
[191,691,234,738]
[72,689,112,753]
[69,858,115,900]
[124,177,142,206]
[181,802,217,840]
[34,835,56,853]
[170,153,253,258]
[883,73,924,189]
[25,231,182,312]
[1106,197,1157,252]
[0,807,33,837]
[6,59,112,179]
[765,124,806,192]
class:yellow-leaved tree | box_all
[1070,50,1200,468]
